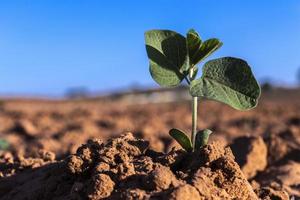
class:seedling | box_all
[145,29,260,151]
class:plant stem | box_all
[191,96,198,149]
[188,67,198,150]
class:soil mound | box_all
[0,133,261,200]
[230,136,267,179]
[255,161,300,198]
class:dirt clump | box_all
[230,136,267,179]
[255,161,300,198]
[265,127,300,166]
[0,149,55,177]
[147,164,180,190]
[87,173,115,199]
[167,184,201,200]
[255,187,289,200]
[0,133,264,200]
[187,143,258,199]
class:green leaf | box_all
[190,57,261,110]
[192,38,222,65]
[169,128,193,152]
[195,129,212,150]
[187,29,202,65]
[145,30,188,87]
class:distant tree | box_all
[260,77,273,92]
[261,82,272,92]
[65,87,90,99]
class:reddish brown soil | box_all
[0,133,270,199]
[0,94,299,199]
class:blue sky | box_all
[0,0,300,96]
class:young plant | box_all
[144,29,260,152]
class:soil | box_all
[0,91,299,199]
[0,133,269,199]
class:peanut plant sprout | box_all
[145,29,261,152]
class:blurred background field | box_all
[0,86,299,156]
